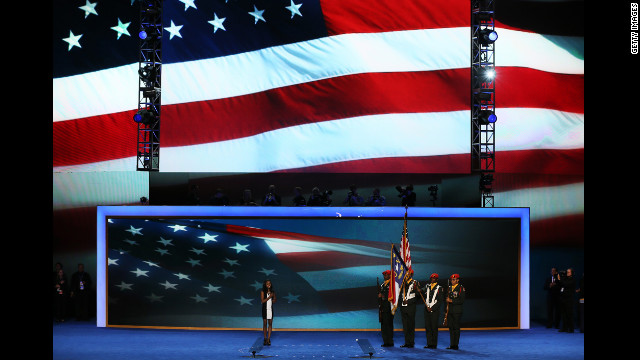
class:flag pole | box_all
[387,243,393,302]
[403,205,408,243]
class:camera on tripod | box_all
[395,185,413,197]
[395,184,416,206]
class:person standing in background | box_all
[54,268,68,322]
[70,263,92,321]
[544,267,561,329]
[557,268,576,333]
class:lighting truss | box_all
[136,0,162,171]
[471,0,496,206]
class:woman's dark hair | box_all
[262,279,274,293]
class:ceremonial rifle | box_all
[443,278,450,326]
[414,280,429,309]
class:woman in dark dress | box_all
[260,279,276,345]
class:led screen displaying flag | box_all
[52,0,584,212]
[52,1,585,245]
[52,0,583,174]
[156,0,583,173]
[159,0,471,172]
[53,0,140,172]
[105,214,520,329]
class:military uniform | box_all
[379,271,394,346]
[446,274,465,350]
[400,276,418,348]
[421,274,443,348]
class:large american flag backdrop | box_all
[99,206,527,329]
[52,0,583,215]
[53,0,583,174]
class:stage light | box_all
[142,2,161,16]
[475,90,493,101]
[133,109,158,125]
[479,29,498,44]
[140,86,160,99]
[483,67,495,80]
[479,110,497,124]
[139,26,161,40]
[479,173,494,193]
[138,65,157,84]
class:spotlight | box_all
[475,90,493,102]
[140,86,160,99]
[473,68,495,89]
[139,26,161,40]
[138,65,157,84]
[479,110,497,124]
[133,109,158,125]
[479,173,494,193]
[483,67,495,80]
[478,29,498,44]
[142,3,161,16]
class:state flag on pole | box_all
[388,244,409,315]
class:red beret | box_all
[430,273,439,279]
[450,274,460,279]
[382,270,391,275]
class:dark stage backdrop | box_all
[103,208,522,329]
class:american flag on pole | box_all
[388,244,409,316]
[400,207,412,272]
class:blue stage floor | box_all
[53,320,583,360]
